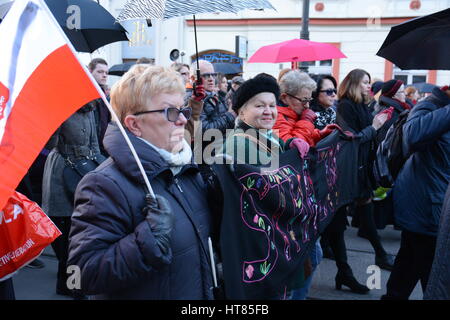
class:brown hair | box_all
[88,58,108,72]
[110,65,185,125]
[338,69,371,104]
[405,86,417,98]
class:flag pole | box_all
[38,0,155,198]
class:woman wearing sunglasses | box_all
[68,66,214,299]
[310,75,338,130]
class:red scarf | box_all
[392,98,411,110]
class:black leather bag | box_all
[63,155,106,197]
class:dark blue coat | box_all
[393,87,450,236]
[424,182,450,299]
[68,123,213,299]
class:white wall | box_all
[175,0,450,83]
[437,71,450,86]
[2,0,448,85]
[179,21,394,81]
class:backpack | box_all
[373,109,410,188]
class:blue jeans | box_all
[291,239,323,300]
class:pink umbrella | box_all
[248,38,346,63]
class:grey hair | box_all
[279,70,317,95]
[191,59,213,74]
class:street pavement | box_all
[11,225,422,300]
[308,226,422,300]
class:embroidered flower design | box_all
[245,265,254,279]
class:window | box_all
[393,75,408,83]
[412,75,427,83]
[393,66,427,84]
[300,60,332,75]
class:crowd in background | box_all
[1,56,449,301]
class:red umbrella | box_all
[248,38,346,63]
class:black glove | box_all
[143,194,174,256]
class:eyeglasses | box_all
[319,88,337,96]
[201,72,218,79]
[286,93,313,105]
[133,106,192,122]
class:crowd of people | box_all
[1,56,449,300]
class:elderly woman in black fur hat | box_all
[211,74,311,300]
[221,73,309,165]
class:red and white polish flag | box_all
[0,0,101,210]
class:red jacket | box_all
[273,106,322,146]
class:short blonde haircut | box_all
[279,70,317,95]
[111,65,185,124]
[128,63,150,76]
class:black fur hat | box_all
[232,73,280,113]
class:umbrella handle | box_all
[193,15,200,81]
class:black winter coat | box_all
[393,87,450,237]
[336,98,377,199]
[68,123,214,299]
[200,93,235,134]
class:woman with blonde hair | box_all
[68,66,213,299]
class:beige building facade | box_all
[93,0,450,86]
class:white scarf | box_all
[138,138,193,176]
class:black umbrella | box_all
[377,8,450,70]
[411,82,438,93]
[0,0,128,53]
[108,61,135,76]
[0,2,11,23]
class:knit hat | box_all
[371,81,384,95]
[232,73,280,113]
[381,79,403,98]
